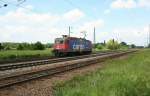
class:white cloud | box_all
[110,0,150,9]
[111,0,137,9]
[81,25,148,46]
[0,6,105,43]
[79,19,104,32]
[76,19,104,42]
[106,26,148,46]
[138,0,150,8]
[63,9,85,22]
[1,10,60,26]
[2,4,148,46]
[0,7,64,43]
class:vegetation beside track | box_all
[0,40,139,62]
[54,49,150,96]
[0,40,140,63]
[0,49,52,61]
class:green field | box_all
[54,49,150,96]
[0,48,116,62]
[0,49,52,60]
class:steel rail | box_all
[0,51,122,71]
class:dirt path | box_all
[0,56,128,96]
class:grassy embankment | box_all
[0,47,129,62]
[54,49,150,96]
[0,48,52,61]
[0,48,119,61]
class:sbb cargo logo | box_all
[73,44,85,50]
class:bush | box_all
[33,41,45,50]
[106,39,120,50]
[22,43,34,50]
[17,44,24,50]
[45,43,53,48]
[94,43,105,49]
[120,42,127,46]
[0,43,4,50]
[130,44,136,48]
[1,42,46,50]
[96,44,103,50]
[9,54,17,59]
[4,46,11,50]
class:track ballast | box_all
[0,50,136,89]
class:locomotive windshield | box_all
[55,38,64,44]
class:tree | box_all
[130,44,136,48]
[106,39,120,50]
[93,42,106,50]
[96,44,103,50]
[0,43,4,50]
[17,44,24,50]
[147,44,150,48]
[120,42,127,46]
[45,43,53,48]
[22,43,32,50]
[4,46,11,50]
[120,41,129,49]
[33,42,45,50]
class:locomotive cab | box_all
[53,36,69,56]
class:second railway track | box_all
[0,51,122,71]
[0,50,137,89]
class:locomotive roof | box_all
[55,35,91,42]
[66,37,91,42]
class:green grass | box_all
[54,49,150,96]
[0,48,52,60]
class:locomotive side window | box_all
[60,40,63,44]
[55,38,64,44]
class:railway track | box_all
[0,51,121,71]
[0,51,112,64]
[0,50,136,89]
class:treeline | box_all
[0,42,53,51]
[94,39,144,50]
[0,40,144,51]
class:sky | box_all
[0,0,150,46]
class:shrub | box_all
[106,39,120,50]
[96,44,103,50]
[45,43,53,48]
[0,43,4,50]
[22,43,34,50]
[9,54,17,59]
[4,46,11,50]
[130,44,136,48]
[33,41,45,50]
[120,42,127,46]
[17,44,24,50]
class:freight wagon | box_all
[53,35,92,56]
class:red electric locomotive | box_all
[53,35,92,56]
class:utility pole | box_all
[69,26,71,37]
[93,27,96,44]
[149,24,150,47]
[93,27,96,49]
